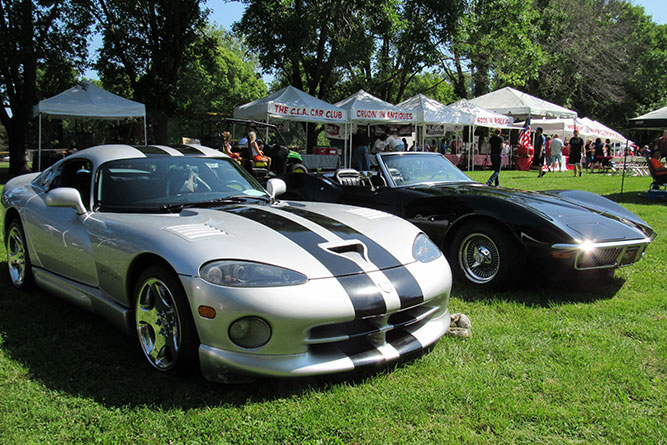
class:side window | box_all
[50,159,94,208]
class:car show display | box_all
[2,144,452,382]
[283,152,655,289]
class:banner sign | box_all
[425,125,446,137]
[270,103,345,121]
[325,124,344,139]
[474,116,513,126]
[354,109,414,121]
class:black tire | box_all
[448,221,520,289]
[133,266,199,374]
[6,218,34,290]
[289,163,308,174]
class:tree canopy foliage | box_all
[0,0,92,175]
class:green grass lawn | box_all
[0,166,665,443]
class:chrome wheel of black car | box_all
[449,221,519,289]
[458,232,500,284]
[7,219,33,289]
[134,266,197,373]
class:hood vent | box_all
[323,241,369,264]
[163,223,231,240]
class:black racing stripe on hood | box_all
[169,144,208,156]
[226,207,387,318]
[387,330,423,356]
[131,145,173,157]
[280,206,424,308]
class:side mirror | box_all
[45,187,87,215]
[266,178,286,198]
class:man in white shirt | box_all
[549,133,564,172]
[385,134,405,152]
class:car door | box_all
[23,158,99,287]
[338,182,402,215]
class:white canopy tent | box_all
[33,81,147,171]
[397,94,473,150]
[448,99,514,170]
[233,85,347,124]
[629,105,667,130]
[233,86,347,155]
[469,86,577,119]
[335,90,416,166]
[516,117,585,140]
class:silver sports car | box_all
[2,144,451,382]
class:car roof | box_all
[64,144,227,165]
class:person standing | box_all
[439,138,448,154]
[549,134,564,172]
[486,128,504,187]
[533,127,547,177]
[590,137,604,173]
[568,130,585,176]
[352,128,371,171]
[385,134,405,151]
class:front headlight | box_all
[200,260,308,287]
[412,233,442,263]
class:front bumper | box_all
[198,308,450,381]
[179,255,452,382]
[552,238,652,270]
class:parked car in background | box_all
[283,152,655,289]
[2,144,451,382]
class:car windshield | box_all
[95,157,269,212]
[379,153,474,186]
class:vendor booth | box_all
[398,94,473,161]
[233,86,347,170]
[448,99,514,170]
[33,81,147,171]
[335,90,415,166]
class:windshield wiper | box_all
[159,195,271,213]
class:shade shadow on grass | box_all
[604,190,667,205]
[0,263,424,410]
[452,271,624,307]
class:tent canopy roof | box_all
[233,85,346,123]
[398,94,471,125]
[629,105,667,129]
[335,90,415,123]
[448,99,514,128]
[469,87,577,119]
[33,81,145,120]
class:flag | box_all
[518,118,533,152]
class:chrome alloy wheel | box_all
[7,224,27,287]
[458,232,500,284]
[135,278,182,371]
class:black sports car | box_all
[283,152,655,289]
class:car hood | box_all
[406,182,654,242]
[97,200,424,279]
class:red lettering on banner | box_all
[274,104,289,114]
[357,110,378,118]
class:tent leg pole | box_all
[38,114,42,172]
[143,117,147,145]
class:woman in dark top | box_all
[591,138,604,173]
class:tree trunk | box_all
[7,119,30,177]
[150,110,169,144]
